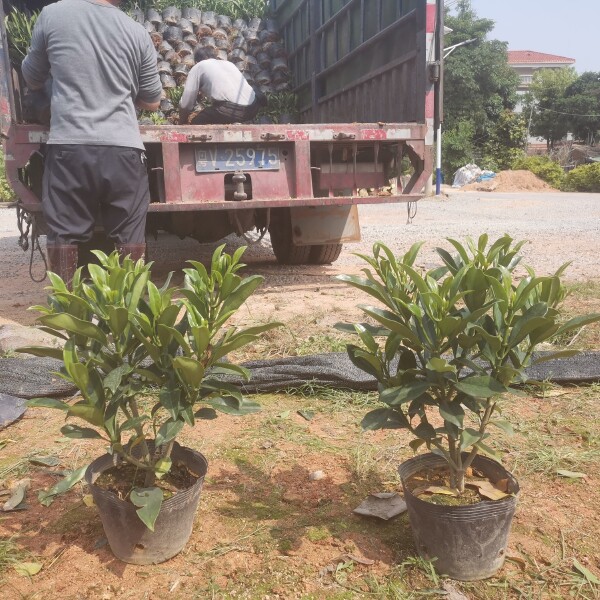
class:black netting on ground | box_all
[2,352,600,403]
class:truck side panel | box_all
[273,0,429,125]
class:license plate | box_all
[195,145,280,173]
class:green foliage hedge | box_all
[511,155,565,189]
[563,163,600,192]
[0,150,15,202]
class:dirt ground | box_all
[1,193,600,599]
[459,170,558,193]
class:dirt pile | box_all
[460,170,558,193]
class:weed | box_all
[305,525,330,542]
[0,537,32,576]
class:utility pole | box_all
[434,0,444,196]
[434,35,478,195]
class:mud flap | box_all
[289,205,360,246]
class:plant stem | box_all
[462,398,497,473]
[130,398,151,464]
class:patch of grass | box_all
[305,525,331,542]
[0,537,33,576]
[296,334,349,356]
[508,387,600,476]
[549,281,600,349]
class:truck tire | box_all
[309,243,343,265]
[269,209,311,265]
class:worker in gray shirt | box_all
[22,0,162,287]
[179,48,266,125]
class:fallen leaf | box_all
[556,470,587,479]
[442,581,469,600]
[3,479,30,512]
[29,456,60,467]
[13,562,42,577]
[506,553,527,569]
[540,389,569,398]
[573,558,600,584]
[278,410,291,419]
[495,478,510,492]
[413,485,459,497]
[467,480,510,501]
[83,494,95,507]
[297,410,315,421]
[346,554,375,566]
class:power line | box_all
[535,106,600,118]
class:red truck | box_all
[0,0,438,266]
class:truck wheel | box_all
[269,209,311,265]
[309,244,343,264]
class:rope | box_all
[406,200,417,224]
[17,205,47,283]
[233,208,271,245]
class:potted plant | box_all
[336,235,600,580]
[21,246,280,564]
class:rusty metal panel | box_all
[275,0,427,125]
[290,205,361,245]
[0,4,15,136]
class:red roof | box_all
[508,50,575,65]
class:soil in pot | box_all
[404,464,514,506]
[399,453,519,581]
[86,443,208,565]
[95,460,197,500]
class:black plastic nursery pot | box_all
[85,442,208,565]
[398,453,519,581]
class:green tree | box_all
[443,0,520,177]
[563,72,600,144]
[481,110,527,171]
[525,67,577,149]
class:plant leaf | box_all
[361,408,407,431]
[27,397,70,411]
[172,356,205,387]
[455,376,506,399]
[13,562,42,577]
[155,420,185,447]
[130,487,163,531]
[38,313,107,345]
[556,470,587,479]
[60,424,104,439]
[3,479,30,511]
[38,465,87,507]
[573,559,600,584]
[380,382,431,407]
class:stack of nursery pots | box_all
[22,247,281,564]
[336,234,600,581]
[130,6,292,123]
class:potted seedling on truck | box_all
[21,247,280,564]
[337,234,600,580]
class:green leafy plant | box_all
[22,247,280,529]
[0,149,16,202]
[166,86,184,109]
[563,162,600,192]
[138,110,168,125]
[5,8,39,67]
[258,91,298,124]
[336,235,600,493]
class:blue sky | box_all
[464,0,599,73]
